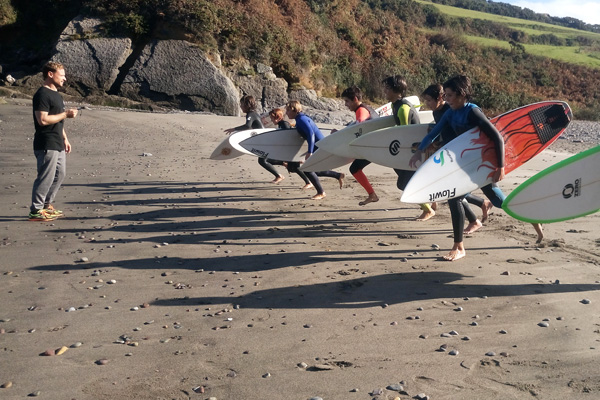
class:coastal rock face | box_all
[119,40,240,116]
[289,89,346,112]
[52,17,132,93]
[230,65,289,114]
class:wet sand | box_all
[0,98,599,400]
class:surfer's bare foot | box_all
[359,193,379,206]
[481,200,493,223]
[431,202,438,211]
[301,183,314,190]
[271,175,285,184]
[533,223,544,243]
[464,220,483,234]
[338,173,345,189]
[443,249,466,261]
[311,193,326,200]
[416,209,435,221]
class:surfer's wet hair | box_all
[422,83,444,100]
[382,75,407,97]
[42,61,64,79]
[286,100,302,113]
[240,95,257,111]
[269,108,284,119]
[443,75,472,100]
[341,86,362,101]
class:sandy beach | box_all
[0,98,599,400]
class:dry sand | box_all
[0,98,599,400]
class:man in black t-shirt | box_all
[29,61,78,221]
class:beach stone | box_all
[43,348,55,356]
[29,390,41,396]
[1,381,13,388]
[79,257,89,262]
[581,299,591,304]
[96,359,109,365]
[71,342,83,348]
[486,351,496,356]
[370,388,384,396]
[56,346,68,356]
[309,397,323,400]
[262,372,271,378]
[500,329,508,334]
[538,322,550,327]
[416,394,430,400]
[387,383,404,391]
[449,330,459,335]
[449,349,459,356]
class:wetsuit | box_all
[349,104,379,195]
[267,120,311,185]
[430,102,484,227]
[235,111,282,180]
[418,103,505,243]
[295,112,343,194]
[392,98,420,191]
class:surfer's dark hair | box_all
[382,75,407,97]
[240,95,257,111]
[443,75,472,100]
[422,83,444,100]
[341,86,362,101]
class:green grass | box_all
[464,35,600,68]
[415,0,600,68]
[415,0,600,41]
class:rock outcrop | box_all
[119,40,240,116]
[51,17,132,94]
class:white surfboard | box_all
[502,145,600,223]
[238,128,333,162]
[299,149,354,172]
[210,128,276,160]
[400,101,572,204]
[348,124,433,170]
[315,110,434,159]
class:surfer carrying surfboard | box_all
[383,75,436,221]
[421,83,491,234]
[285,100,345,200]
[267,108,314,190]
[339,86,381,206]
[409,75,542,261]
[224,95,286,184]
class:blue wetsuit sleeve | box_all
[296,117,317,153]
[468,108,505,167]
[417,111,448,151]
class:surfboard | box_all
[238,128,333,162]
[299,149,354,172]
[210,128,276,160]
[347,123,435,170]
[400,101,572,204]
[314,109,434,159]
[502,145,600,223]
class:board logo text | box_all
[562,178,581,199]
[250,148,269,158]
[428,187,456,202]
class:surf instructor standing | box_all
[29,61,78,221]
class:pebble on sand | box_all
[55,346,69,356]
[96,359,109,365]
[1,381,12,388]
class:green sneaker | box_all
[43,204,64,217]
[29,209,58,221]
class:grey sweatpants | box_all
[30,150,66,212]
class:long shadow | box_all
[151,271,600,309]
[30,245,524,273]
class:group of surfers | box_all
[225,74,543,261]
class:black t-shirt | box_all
[32,86,65,151]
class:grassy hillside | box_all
[0,0,599,119]
[415,0,600,69]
